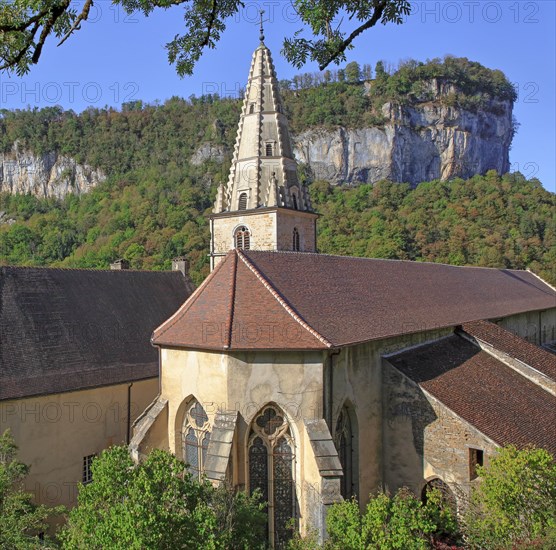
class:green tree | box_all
[0,1,411,76]
[60,446,266,549]
[0,430,63,549]
[345,61,362,83]
[463,445,556,549]
[322,487,457,549]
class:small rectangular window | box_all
[469,448,484,480]
[83,454,96,484]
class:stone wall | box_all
[382,361,498,503]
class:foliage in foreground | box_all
[289,487,459,550]
[463,446,556,549]
[0,430,63,549]
[60,446,266,550]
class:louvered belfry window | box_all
[248,405,295,548]
[238,193,248,210]
[235,226,251,250]
[266,143,273,156]
[293,228,300,252]
[182,400,211,480]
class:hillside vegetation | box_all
[0,57,552,285]
[0,170,553,286]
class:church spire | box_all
[213,36,313,214]
[209,33,318,270]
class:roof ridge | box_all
[152,255,229,342]
[224,252,238,349]
[236,250,333,348]
[242,251,539,274]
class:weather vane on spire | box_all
[259,9,265,43]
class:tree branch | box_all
[201,0,218,47]
[58,0,93,47]
[318,0,387,70]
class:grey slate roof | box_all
[0,266,192,400]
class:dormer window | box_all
[293,228,300,251]
[238,193,248,211]
[265,143,273,156]
[235,226,251,250]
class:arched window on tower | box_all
[235,226,251,250]
[238,193,248,211]
[291,193,298,210]
[292,228,300,252]
[266,143,273,156]
[248,405,296,548]
[249,103,255,114]
[182,400,211,481]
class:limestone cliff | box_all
[292,98,513,186]
[0,144,105,198]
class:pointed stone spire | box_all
[213,38,312,214]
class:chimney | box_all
[172,257,189,277]
[110,258,130,270]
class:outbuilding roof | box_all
[386,334,556,455]
[0,266,192,400]
[153,250,556,350]
[461,320,556,381]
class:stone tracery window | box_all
[334,407,354,499]
[182,400,211,481]
[235,226,251,250]
[248,405,296,548]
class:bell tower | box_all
[209,18,317,270]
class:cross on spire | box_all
[259,9,265,43]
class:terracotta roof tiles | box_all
[387,335,556,455]
[461,320,556,381]
[153,250,556,351]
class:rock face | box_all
[293,98,513,186]
[0,144,105,198]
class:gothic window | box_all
[235,226,251,250]
[249,103,255,114]
[248,405,296,548]
[182,400,211,481]
[238,192,248,210]
[292,228,300,252]
[291,193,298,210]
[266,143,273,156]
[334,408,354,499]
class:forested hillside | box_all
[0,170,553,285]
[0,57,553,285]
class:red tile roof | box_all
[387,335,556,455]
[461,320,556,381]
[153,250,556,351]
[0,267,192,400]
[153,251,328,350]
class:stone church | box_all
[131,37,556,546]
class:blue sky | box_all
[0,0,554,190]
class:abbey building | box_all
[0,30,554,549]
[132,38,556,547]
